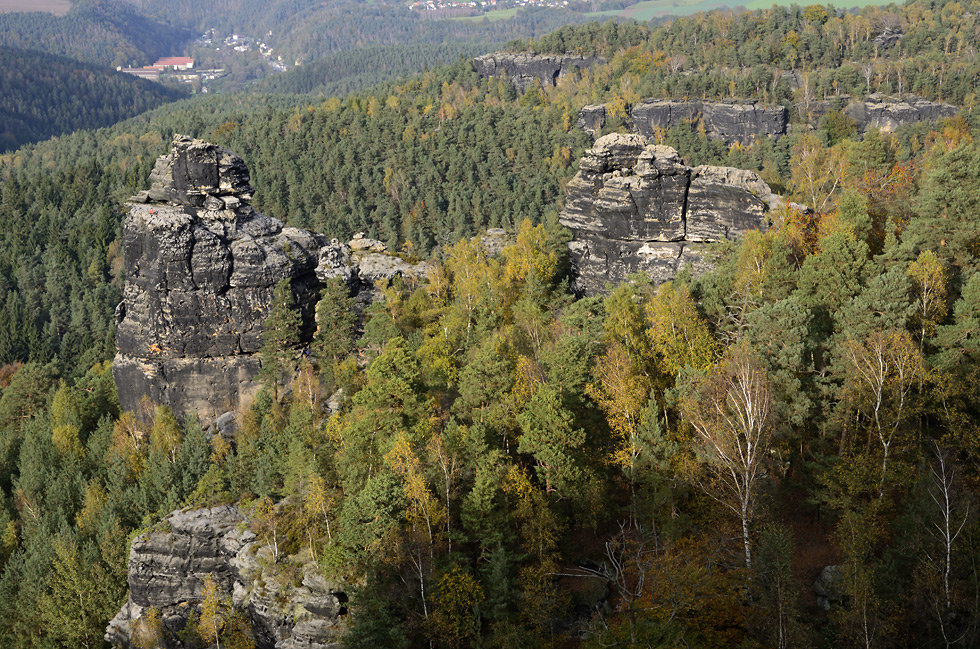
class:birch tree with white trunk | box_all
[682,344,774,570]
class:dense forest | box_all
[0,47,187,153]
[2,1,980,647]
[510,2,980,106]
[254,44,492,97]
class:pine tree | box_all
[517,384,585,498]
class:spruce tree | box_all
[260,279,302,397]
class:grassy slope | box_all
[450,7,520,21]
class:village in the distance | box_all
[119,29,289,92]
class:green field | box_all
[586,0,900,21]
[450,7,521,21]
[0,0,70,14]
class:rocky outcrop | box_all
[577,99,787,145]
[474,52,602,92]
[114,136,324,426]
[844,94,958,132]
[114,135,428,425]
[560,133,773,294]
[810,94,959,132]
[577,93,955,143]
[873,28,902,49]
[576,104,607,137]
[106,505,347,649]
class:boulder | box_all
[559,133,772,294]
[813,565,846,610]
[576,104,607,137]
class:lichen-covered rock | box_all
[114,136,427,425]
[106,505,347,649]
[560,133,772,294]
[474,52,603,92]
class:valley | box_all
[2,2,980,648]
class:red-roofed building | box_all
[151,57,195,70]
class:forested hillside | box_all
[0,0,192,68]
[0,47,187,153]
[511,3,978,105]
[123,0,597,64]
[1,2,980,648]
[254,43,492,97]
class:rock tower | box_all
[113,136,428,424]
[559,133,776,294]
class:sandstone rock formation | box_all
[843,94,958,132]
[576,99,788,145]
[114,135,427,425]
[114,136,325,426]
[576,104,607,137]
[474,52,602,92]
[576,94,958,144]
[106,505,346,649]
[560,133,773,295]
[809,94,958,132]
[873,27,902,49]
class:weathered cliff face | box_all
[842,94,959,132]
[808,94,958,131]
[576,99,788,145]
[560,133,773,295]
[114,136,427,425]
[474,52,602,92]
[113,136,325,424]
[106,506,347,649]
[576,94,958,143]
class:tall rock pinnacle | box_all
[113,135,325,424]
